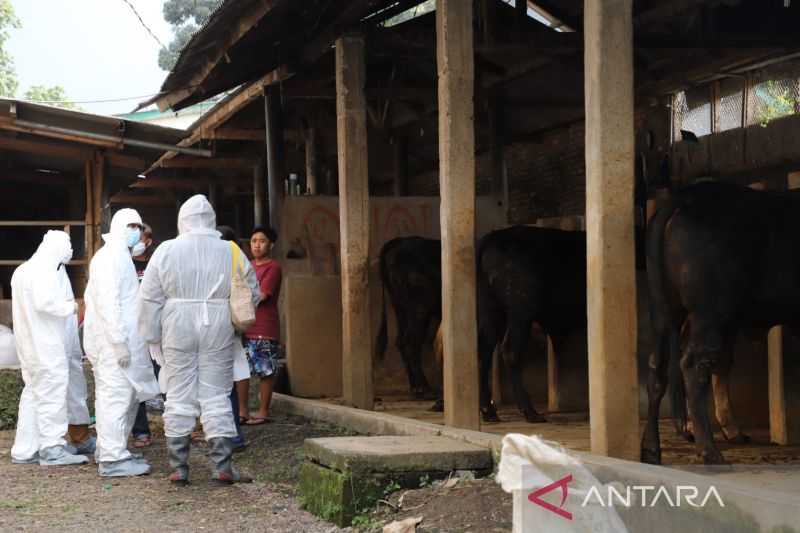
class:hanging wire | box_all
[119,0,169,51]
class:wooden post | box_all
[769,172,800,445]
[264,85,285,230]
[84,161,94,261]
[336,33,373,410]
[254,164,266,227]
[584,0,639,459]
[92,154,106,252]
[393,137,409,196]
[305,128,319,195]
[437,0,480,430]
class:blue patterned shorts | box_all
[244,337,279,378]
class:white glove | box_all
[116,346,131,368]
[71,301,79,315]
[148,342,165,367]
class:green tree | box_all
[23,85,82,111]
[0,0,21,97]
[158,0,221,71]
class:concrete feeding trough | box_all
[298,435,493,527]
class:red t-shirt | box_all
[245,259,282,341]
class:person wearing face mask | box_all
[83,209,159,477]
[10,230,89,466]
[129,223,162,449]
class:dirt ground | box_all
[0,411,512,533]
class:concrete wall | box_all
[279,195,506,398]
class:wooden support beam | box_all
[84,161,94,262]
[159,157,262,169]
[0,135,94,161]
[105,152,149,171]
[437,0,479,431]
[130,177,251,188]
[336,33,373,410]
[264,85,285,230]
[254,164,266,227]
[305,127,319,195]
[584,0,639,460]
[110,193,179,205]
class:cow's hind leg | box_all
[641,324,671,464]
[713,367,750,444]
[502,318,545,423]
[402,317,435,399]
[681,322,729,466]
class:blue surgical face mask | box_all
[124,228,141,248]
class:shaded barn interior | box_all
[106,0,800,451]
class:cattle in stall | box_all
[641,182,800,465]
[375,236,441,399]
[476,225,590,423]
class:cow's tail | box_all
[648,195,688,430]
[375,239,400,361]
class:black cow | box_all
[476,225,590,423]
[375,236,441,398]
[641,182,800,465]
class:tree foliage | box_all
[0,0,21,97]
[23,85,83,111]
[158,0,221,71]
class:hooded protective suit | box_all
[84,208,158,471]
[138,195,259,441]
[10,230,87,465]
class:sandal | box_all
[245,417,272,425]
[132,436,151,448]
[239,416,249,425]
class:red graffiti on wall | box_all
[301,205,340,274]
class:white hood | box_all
[177,195,220,237]
[103,208,143,245]
[31,230,72,269]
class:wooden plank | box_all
[155,0,281,112]
[130,177,251,188]
[158,156,262,169]
[336,33,373,411]
[104,152,149,171]
[0,135,94,161]
[0,220,87,226]
[437,0,479,431]
[109,194,179,205]
[0,118,122,150]
[84,161,94,262]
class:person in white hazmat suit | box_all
[83,208,159,477]
[137,195,259,486]
[10,230,89,465]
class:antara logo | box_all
[527,474,574,520]
[527,475,725,520]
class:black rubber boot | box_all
[166,436,191,486]
[209,436,252,486]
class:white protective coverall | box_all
[60,267,92,436]
[10,230,86,464]
[84,209,159,465]
[137,195,259,440]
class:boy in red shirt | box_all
[238,226,282,424]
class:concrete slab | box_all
[304,436,492,474]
